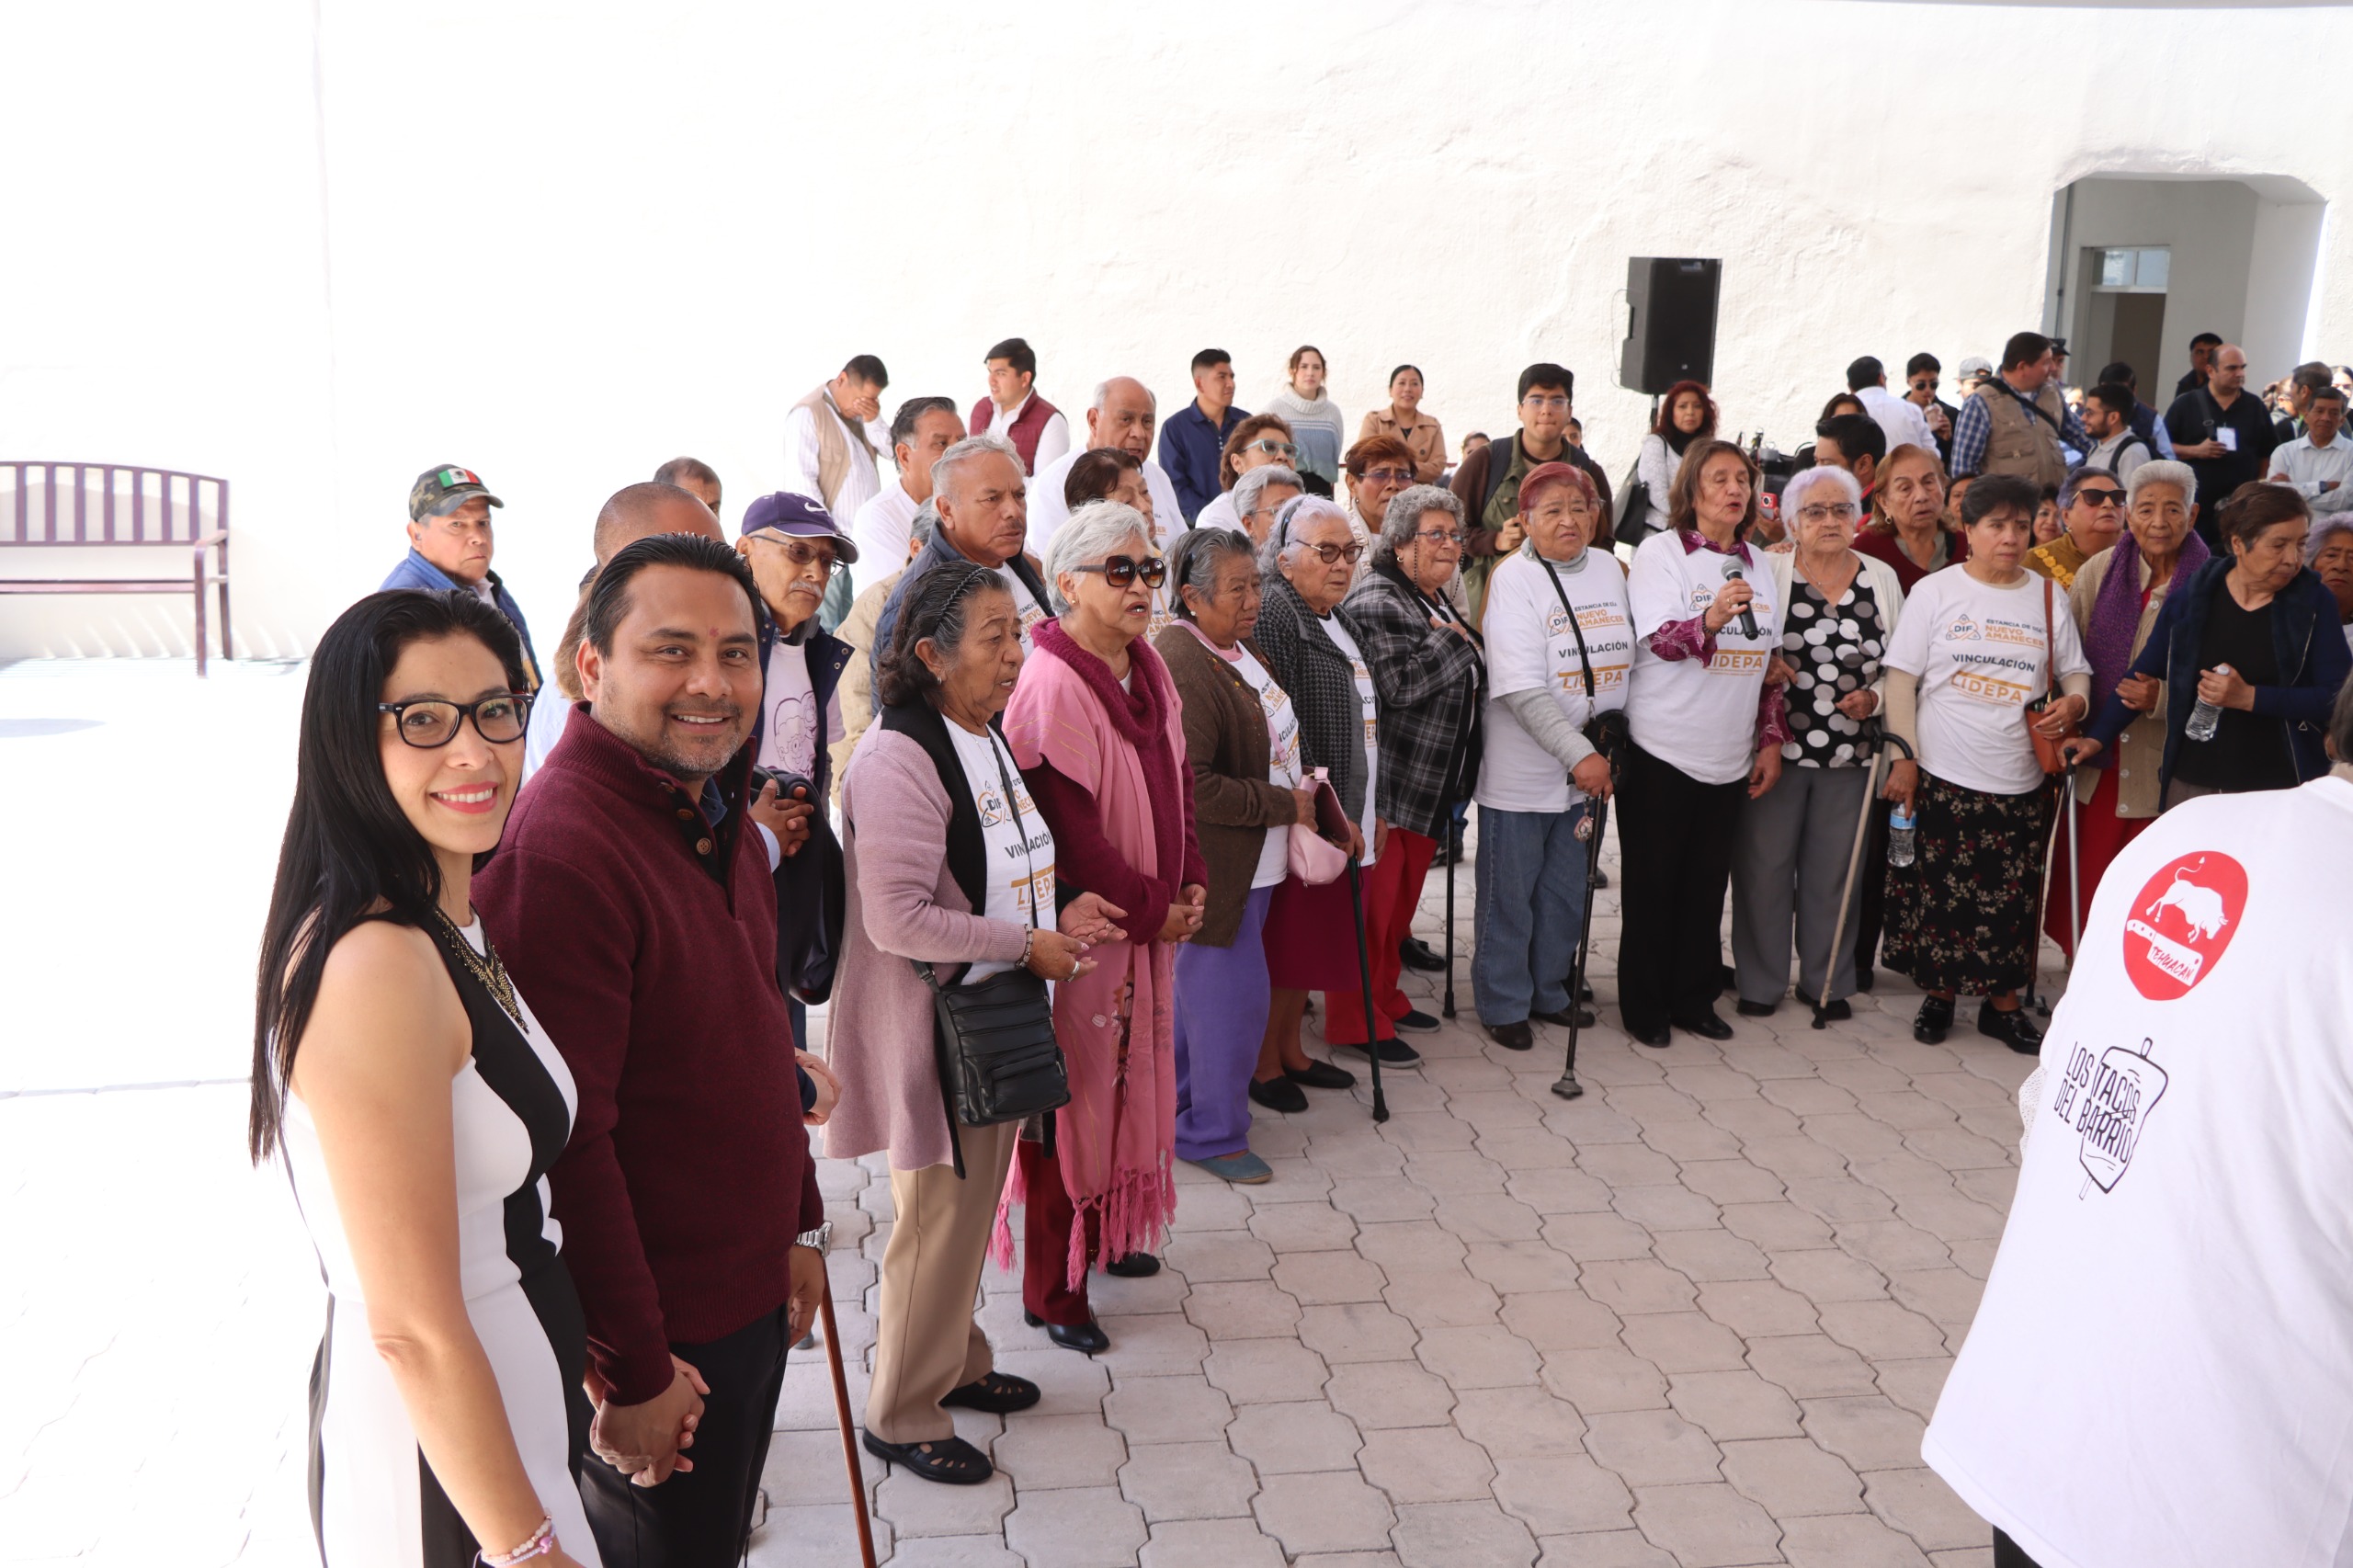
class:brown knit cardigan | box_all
[1154,620,1307,947]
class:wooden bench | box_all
[0,462,233,675]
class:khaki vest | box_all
[1972,381,2070,489]
[791,386,879,510]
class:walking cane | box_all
[818,1287,879,1568]
[1550,792,1610,1100]
[2023,777,2069,1017]
[1346,854,1391,1123]
[1441,835,1459,1020]
[2064,764,2084,961]
[1814,722,1911,1031]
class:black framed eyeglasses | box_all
[1359,468,1414,486]
[1301,541,1366,565]
[378,693,533,748]
[1069,554,1167,589]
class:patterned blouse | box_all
[1779,570,1886,768]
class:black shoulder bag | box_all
[915,733,1070,1177]
[1531,548,1632,762]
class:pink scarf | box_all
[993,620,1182,1286]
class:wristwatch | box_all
[794,1221,833,1253]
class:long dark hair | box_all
[1652,379,1717,453]
[248,589,527,1161]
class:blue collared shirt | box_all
[1157,401,1249,523]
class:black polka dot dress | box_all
[1779,575,1885,767]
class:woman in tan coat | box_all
[1358,364,1448,484]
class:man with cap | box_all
[1955,356,1996,402]
[381,463,542,688]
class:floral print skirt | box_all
[1881,771,2055,996]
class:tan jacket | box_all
[1972,381,2070,490]
[791,385,879,508]
[1358,407,1448,484]
[2068,547,2175,818]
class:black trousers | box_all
[1994,1528,2043,1568]
[582,1302,792,1568]
[1616,741,1746,1034]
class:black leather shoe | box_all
[1675,1010,1735,1040]
[1629,1019,1673,1048]
[1793,989,1851,1021]
[1579,982,1595,1003]
[1484,1019,1535,1051]
[1734,998,1778,1017]
[1533,1005,1597,1028]
[1394,1008,1440,1035]
[1592,869,1609,890]
[1977,1000,2044,1054]
[1853,967,1876,994]
[1286,1058,1357,1090]
[1024,1311,1108,1353]
[1104,1252,1160,1278]
[1914,995,1955,1043]
[1249,1074,1308,1113]
[1344,1038,1422,1065]
[1399,937,1448,973]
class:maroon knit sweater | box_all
[475,709,823,1405]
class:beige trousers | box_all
[864,1119,1017,1443]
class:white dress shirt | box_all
[984,392,1073,476]
[1026,448,1185,553]
[2269,432,2353,513]
[1857,383,1939,460]
[851,481,924,570]
[783,396,887,521]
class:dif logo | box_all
[2121,852,2246,1001]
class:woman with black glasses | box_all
[253,590,605,1568]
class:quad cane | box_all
[1346,853,1392,1123]
[818,1287,879,1568]
[1815,722,1912,1031]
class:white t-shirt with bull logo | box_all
[1883,565,2089,797]
[1925,775,2353,1568]
[1479,546,1633,812]
[1625,530,1783,785]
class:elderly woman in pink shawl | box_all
[1000,499,1208,1353]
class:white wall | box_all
[7,0,2353,663]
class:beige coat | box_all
[2068,547,2177,818]
[1358,406,1449,485]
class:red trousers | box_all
[2044,766,2151,959]
[1018,1138,1100,1326]
[1322,826,1437,1046]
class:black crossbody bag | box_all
[1531,548,1632,762]
[915,734,1069,1177]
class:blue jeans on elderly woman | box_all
[1472,802,1589,1027]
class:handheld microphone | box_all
[1721,560,1759,640]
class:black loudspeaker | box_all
[1620,257,1720,395]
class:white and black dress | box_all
[285,917,598,1568]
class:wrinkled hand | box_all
[1571,752,1613,801]
[1836,688,1879,720]
[2197,665,2255,711]
[1882,757,1919,812]
[592,1359,706,1486]
[796,1051,839,1127]
[2117,673,2160,713]
[1290,786,1320,824]
[1748,745,1783,800]
[2031,694,2086,740]
[1060,892,1125,946]
[1157,885,1207,944]
[787,1244,827,1344]
[749,779,815,858]
[1343,821,1366,859]
[1372,817,1391,860]
[1765,653,1796,687]
[1495,519,1527,553]
[2059,736,2105,767]
[1702,577,1755,633]
[1026,927,1096,983]
[1430,616,1471,641]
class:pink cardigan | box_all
[822,725,1030,1172]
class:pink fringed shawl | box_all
[994,622,1183,1287]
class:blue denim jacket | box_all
[379,549,543,689]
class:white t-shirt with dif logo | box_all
[1883,565,2089,797]
[946,722,1057,982]
[1319,612,1380,869]
[998,565,1051,650]
[1925,776,2353,1568]
[1211,638,1304,889]
[1625,529,1783,785]
[1479,545,1633,813]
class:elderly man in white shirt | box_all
[2268,385,2353,514]
[1849,354,1939,459]
[851,396,965,568]
[1028,376,1184,552]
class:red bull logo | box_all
[2121,852,2246,1001]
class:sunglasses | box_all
[1068,553,1168,588]
[2077,487,2128,507]
[378,693,533,749]
[1248,438,1301,460]
[756,534,839,575]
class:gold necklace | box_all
[432,909,525,1030]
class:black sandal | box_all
[939,1370,1041,1414]
[860,1430,995,1485]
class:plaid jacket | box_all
[1253,574,1373,828]
[1337,560,1485,839]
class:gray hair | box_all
[1232,464,1302,524]
[1043,499,1153,613]
[1169,527,1258,621]
[2127,459,2198,510]
[1780,464,1863,518]
[1373,483,1464,563]
[931,433,1023,502]
[910,500,938,549]
[1090,379,1158,415]
[1260,494,1353,577]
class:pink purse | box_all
[1287,767,1352,886]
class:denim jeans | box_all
[1472,802,1589,1026]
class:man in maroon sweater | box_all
[477,532,829,1564]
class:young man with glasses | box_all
[2026,469,2129,589]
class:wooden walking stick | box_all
[818,1287,879,1568]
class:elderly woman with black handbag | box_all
[1882,473,2091,1052]
[827,563,1121,1483]
[1334,483,1486,1056]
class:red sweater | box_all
[475,710,823,1404]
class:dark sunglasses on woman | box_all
[1068,554,1168,589]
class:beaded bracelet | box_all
[480,1517,556,1567]
[1020,928,1036,970]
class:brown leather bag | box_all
[2027,576,2077,775]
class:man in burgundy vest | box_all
[971,335,1072,476]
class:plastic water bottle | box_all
[1888,806,1917,868]
[2184,665,2229,743]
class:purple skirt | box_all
[1264,873,1359,991]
